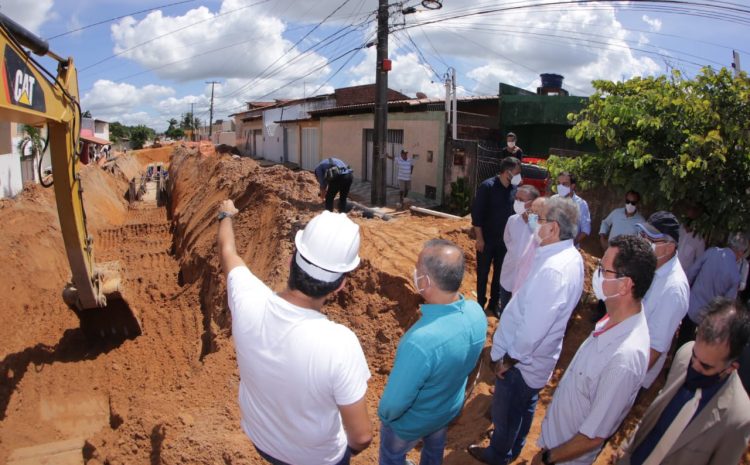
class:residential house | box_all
[0,122,51,198]
[80,117,111,163]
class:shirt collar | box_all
[655,254,680,278]
[536,239,574,258]
[420,295,466,318]
[594,306,646,351]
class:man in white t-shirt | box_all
[218,201,373,465]
[388,149,414,206]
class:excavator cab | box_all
[0,13,141,341]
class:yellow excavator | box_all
[0,13,141,341]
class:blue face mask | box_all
[528,213,539,233]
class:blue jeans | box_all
[256,445,351,465]
[379,423,447,465]
[486,367,539,465]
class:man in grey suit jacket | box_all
[617,297,750,465]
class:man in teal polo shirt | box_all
[378,239,487,465]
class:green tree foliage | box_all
[16,125,44,157]
[109,122,127,142]
[81,110,92,118]
[130,125,155,150]
[549,67,750,236]
[164,118,184,140]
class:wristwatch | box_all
[217,211,234,221]
[542,448,556,465]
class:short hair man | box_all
[498,185,541,315]
[534,235,656,465]
[617,298,750,465]
[552,172,590,246]
[501,132,524,159]
[677,203,706,271]
[386,149,414,206]
[468,196,584,465]
[218,203,372,465]
[635,212,690,389]
[471,156,522,315]
[678,232,749,346]
[314,157,354,213]
[378,239,487,465]
[599,190,645,252]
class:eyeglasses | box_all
[537,217,553,223]
[597,260,621,277]
[625,200,639,205]
[638,231,673,245]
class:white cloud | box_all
[81,80,176,128]
[348,47,446,98]
[109,0,331,96]
[642,15,662,32]
[0,0,53,34]
[401,2,661,95]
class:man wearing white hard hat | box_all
[218,201,373,465]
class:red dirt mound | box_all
[1,144,747,465]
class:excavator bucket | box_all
[63,261,142,342]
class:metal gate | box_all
[301,128,319,170]
[472,143,507,191]
[363,129,403,187]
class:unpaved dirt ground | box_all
[1,145,747,465]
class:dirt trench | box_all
[1,144,746,465]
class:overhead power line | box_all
[46,0,197,40]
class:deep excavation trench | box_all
[1,144,747,465]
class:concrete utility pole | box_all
[190,102,195,141]
[206,81,220,138]
[371,0,390,206]
[732,50,742,77]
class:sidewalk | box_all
[347,179,441,212]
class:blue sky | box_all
[4,0,747,131]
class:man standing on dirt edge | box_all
[218,200,372,465]
[468,196,583,465]
[471,156,522,316]
[378,239,487,465]
[533,235,655,465]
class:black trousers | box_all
[325,172,353,213]
[476,243,506,309]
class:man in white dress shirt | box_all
[468,196,584,465]
[635,211,690,389]
[534,235,656,465]
[497,185,540,315]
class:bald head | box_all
[530,196,546,215]
[419,239,465,292]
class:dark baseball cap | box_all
[636,211,680,243]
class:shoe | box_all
[405,460,416,465]
[467,445,491,464]
[485,429,494,441]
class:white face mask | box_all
[534,222,552,245]
[650,241,673,261]
[557,184,571,197]
[625,203,637,214]
[511,173,522,186]
[513,200,526,215]
[507,141,516,149]
[592,268,622,301]
[413,268,430,294]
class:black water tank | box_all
[540,73,564,88]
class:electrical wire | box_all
[46,0,197,40]
[79,0,276,71]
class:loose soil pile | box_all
[1,146,747,465]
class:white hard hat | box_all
[294,211,361,282]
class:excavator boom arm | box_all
[0,13,102,309]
